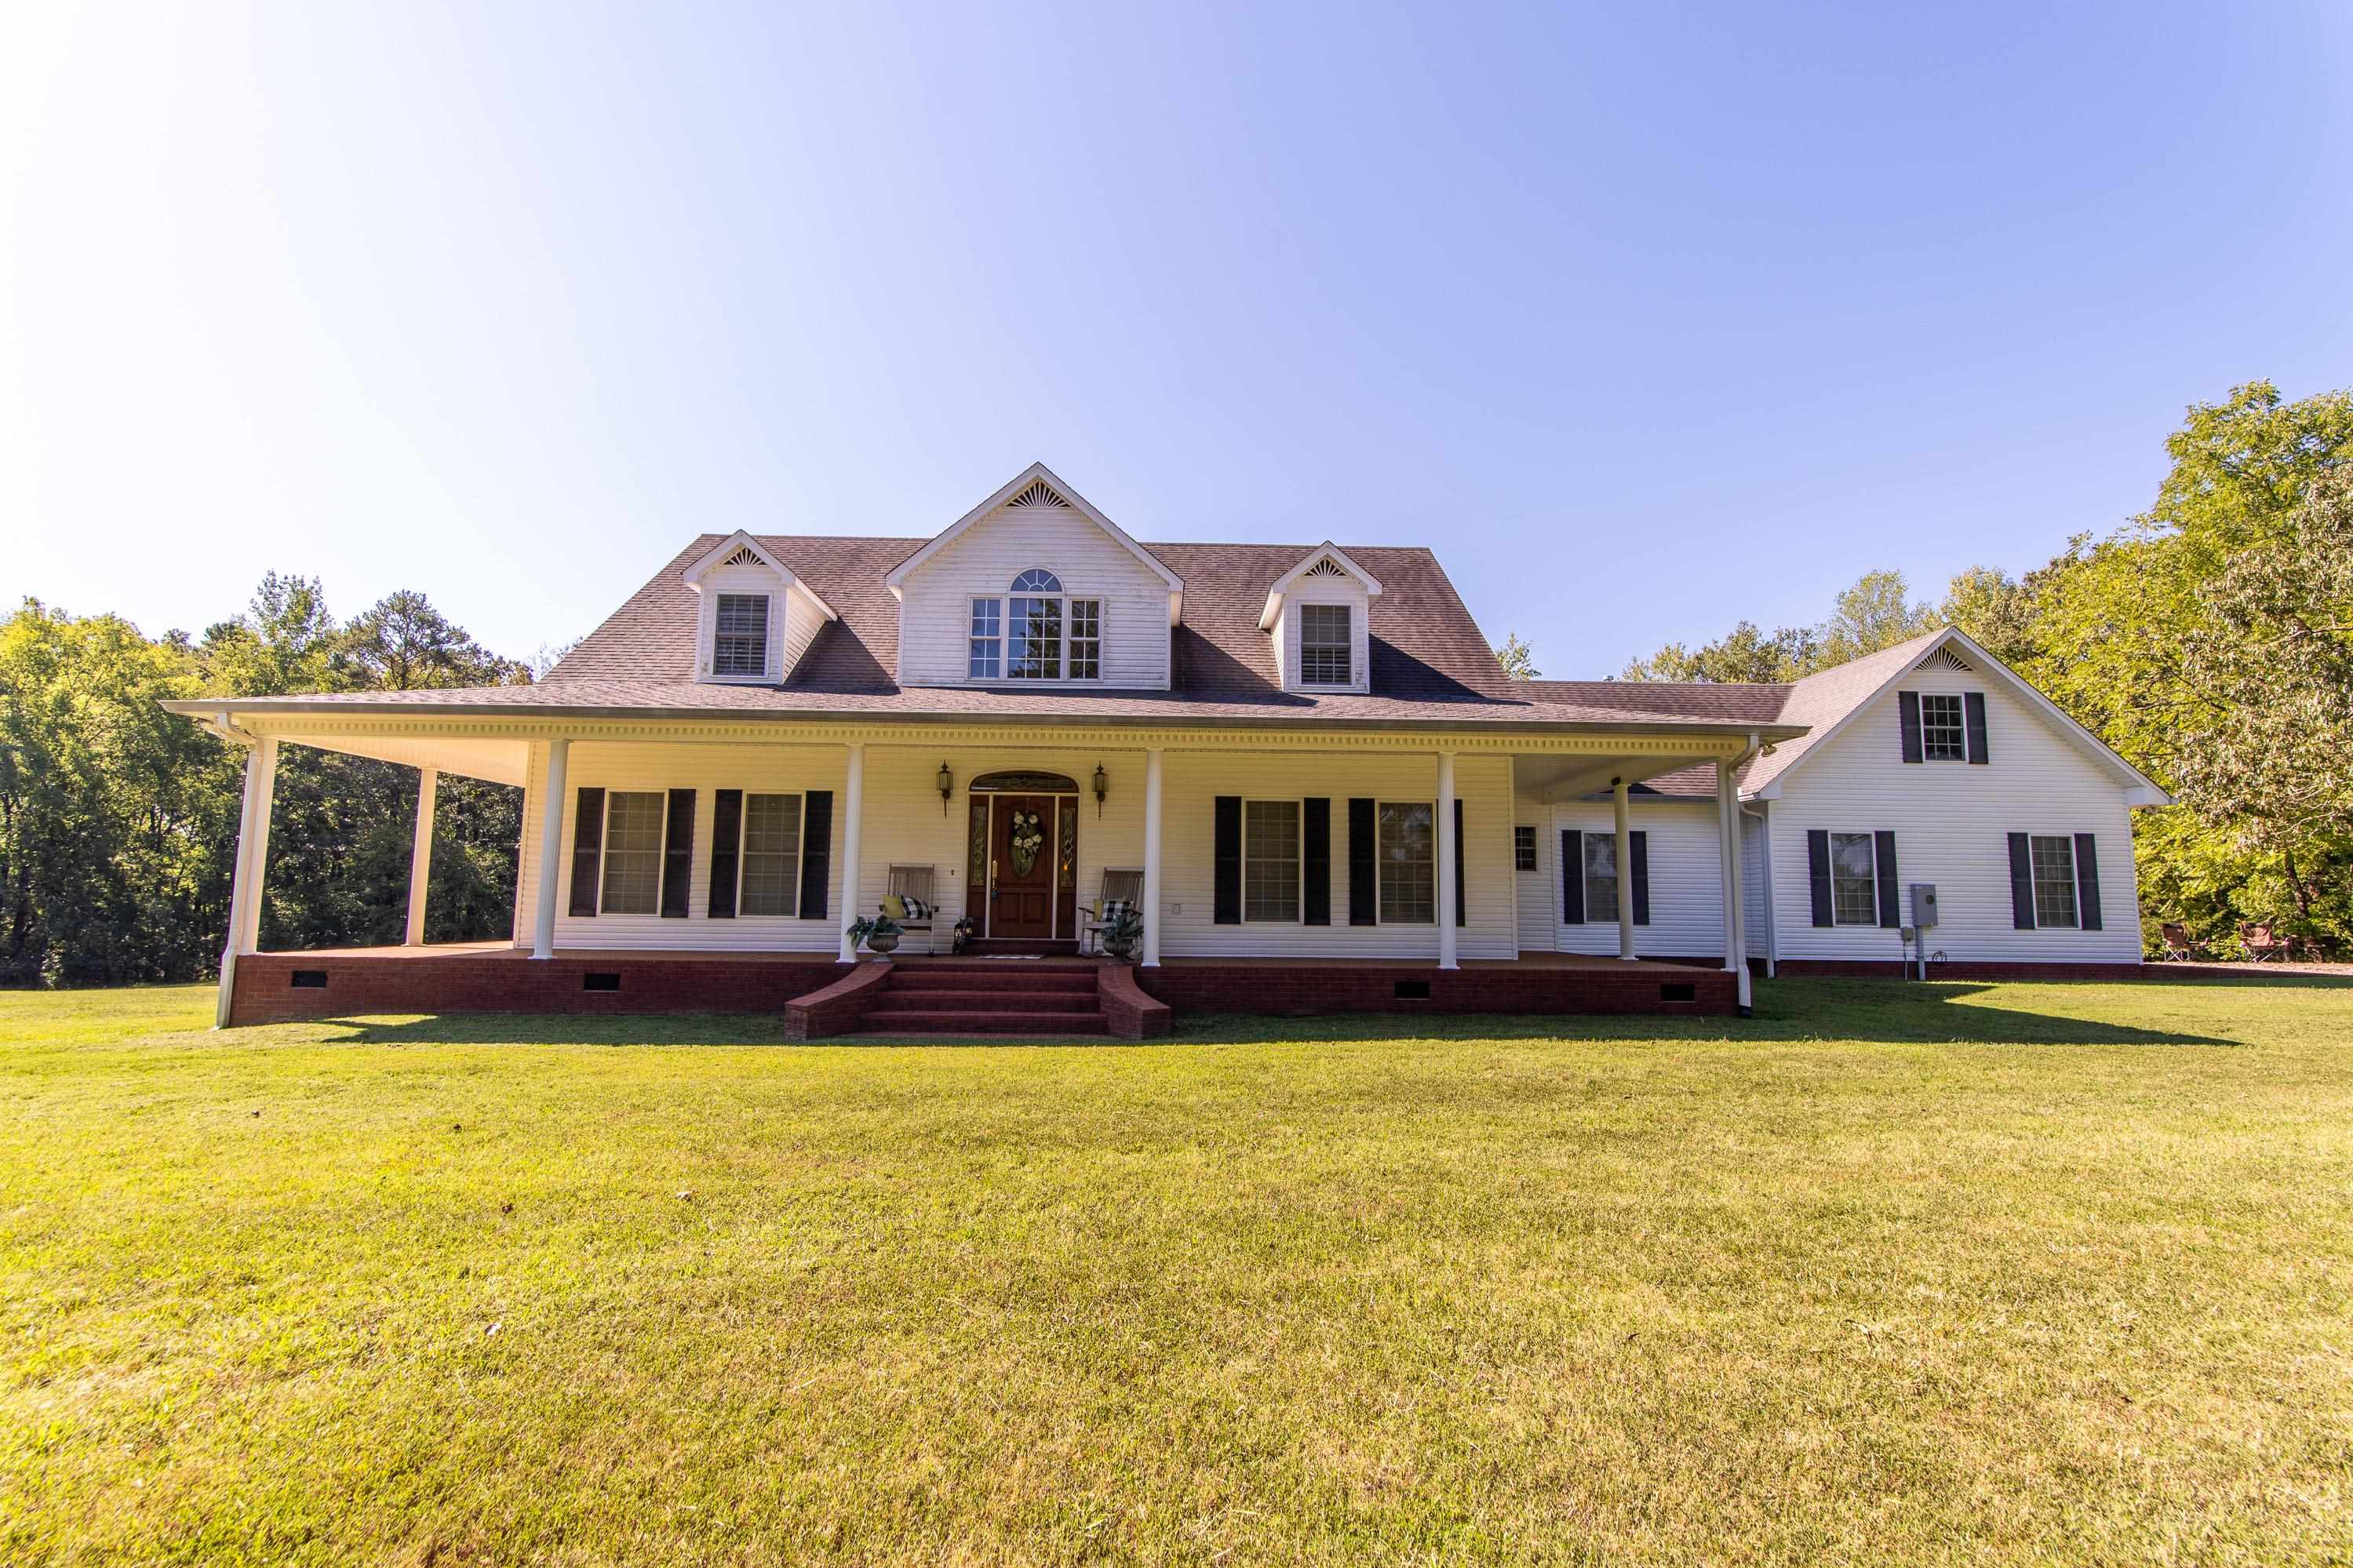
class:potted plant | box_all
[846,912,903,957]
[1100,906,1144,962]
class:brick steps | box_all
[854,1010,1112,1036]
[844,960,1115,1037]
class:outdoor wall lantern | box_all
[937,761,954,815]
[1092,762,1109,817]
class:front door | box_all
[989,795,1058,938]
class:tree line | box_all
[0,576,537,986]
[1606,380,2353,957]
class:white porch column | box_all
[214,735,279,1029]
[1717,759,1751,1012]
[404,767,438,947]
[531,739,570,959]
[1437,751,1459,970]
[1142,747,1164,967]
[1613,775,1636,961]
[837,742,866,962]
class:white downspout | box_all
[1740,799,1776,979]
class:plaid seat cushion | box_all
[1097,898,1131,926]
[898,894,933,922]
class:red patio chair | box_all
[2159,922,2198,962]
[2239,924,2288,963]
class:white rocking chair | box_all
[1080,868,1146,956]
[884,865,939,954]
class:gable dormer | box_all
[683,532,838,685]
[1259,544,1381,694]
[885,464,1185,689]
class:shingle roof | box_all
[1737,630,1944,794]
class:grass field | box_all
[2,977,2350,1566]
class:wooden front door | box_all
[989,795,1058,938]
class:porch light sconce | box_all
[936,761,954,816]
[1092,762,1109,817]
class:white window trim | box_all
[1240,797,1305,925]
[708,591,774,682]
[1513,824,1537,872]
[1376,798,1437,926]
[1294,600,1356,689]
[2027,831,2085,930]
[963,588,1108,685]
[1827,828,1881,928]
[730,791,808,919]
[598,790,670,916]
[1920,692,1969,763]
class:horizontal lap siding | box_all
[1551,802,1725,959]
[1514,784,1554,953]
[1768,666,2143,963]
[894,505,1171,688]
[1160,752,1515,960]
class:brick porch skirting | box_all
[228,948,847,1027]
[1772,959,2147,980]
[1134,959,1736,1017]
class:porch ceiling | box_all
[1514,751,1719,802]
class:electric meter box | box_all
[1909,883,1939,929]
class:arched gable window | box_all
[971,569,1099,680]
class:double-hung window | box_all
[1299,604,1352,685]
[1920,693,1967,761]
[2030,835,2079,927]
[738,793,804,916]
[1583,834,1620,922]
[1513,825,1537,871]
[1377,802,1435,924]
[1243,800,1301,922]
[599,792,667,915]
[971,569,1101,682]
[713,594,769,678]
[1830,831,1879,926]
[967,599,1002,679]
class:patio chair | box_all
[2239,923,2288,964]
[2159,922,2199,962]
[1080,868,1146,956]
[883,865,939,954]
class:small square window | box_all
[713,594,769,678]
[1513,825,1536,871]
[1921,693,1967,761]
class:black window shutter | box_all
[799,791,834,920]
[2074,833,2103,930]
[1453,799,1466,928]
[1630,831,1650,926]
[2007,832,2036,929]
[707,789,742,918]
[1302,799,1331,926]
[1965,692,1990,765]
[1874,830,1900,927]
[1898,690,1924,764]
[659,789,696,919]
[1561,830,1585,923]
[1806,829,1833,927]
[567,787,604,917]
[1348,799,1377,925]
[1213,795,1242,925]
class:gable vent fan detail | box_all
[721,545,764,568]
[1303,558,1348,578]
[1006,479,1073,509]
[1918,647,1973,672]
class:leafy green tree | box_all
[1814,570,1940,668]
[1495,633,1540,681]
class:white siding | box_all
[516,740,1517,959]
[1550,802,1728,959]
[1513,783,1553,955]
[1764,663,2143,963]
[1741,806,1771,966]
[1157,751,1516,960]
[894,504,1171,688]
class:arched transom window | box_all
[969,569,1101,681]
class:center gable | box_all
[889,464,1184,689]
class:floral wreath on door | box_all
[1008,809,1045,878]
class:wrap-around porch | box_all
[194,717,1763,1030]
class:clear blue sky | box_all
[4,2,2348,676]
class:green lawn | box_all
[3,980,2350,1566]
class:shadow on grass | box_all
[289,973,2249,1051]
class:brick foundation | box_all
[1773,959,2147,981]
[1097,965,1173,1039]
[1135,959,1736,1017]
[228,948,846,1027]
